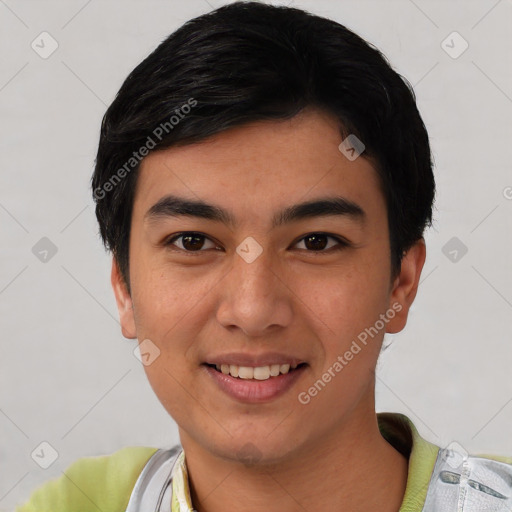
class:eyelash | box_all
[163,231,351,255]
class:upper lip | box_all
[203,352,306,367]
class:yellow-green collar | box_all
[377,412,440,511]
[170,412,440,512]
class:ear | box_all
[111,257,137,339]
[385,239,426,334]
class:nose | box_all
[215,246,294,337]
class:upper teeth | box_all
[215,363,298,380]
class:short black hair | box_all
[92,1,435,294]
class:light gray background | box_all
[1,0,511,510]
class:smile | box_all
[206,362,306,380]
[202,362,308,403]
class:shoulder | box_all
[16,446,159,512]
[476,452,512,465]
[421,443,512,511]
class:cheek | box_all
[291,263,389,342]
[140,356,195,427]
[131,256,209,333]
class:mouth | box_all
[203,362,308,381]
[201,361,308,403]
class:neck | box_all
[179,406,409,512]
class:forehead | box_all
[132,109,384,223]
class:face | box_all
[112,108,425,464]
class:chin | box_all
[207,433,302,468]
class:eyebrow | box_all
[144,194,366,229]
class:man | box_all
[17,2,512,511]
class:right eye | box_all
[164,232,221,253]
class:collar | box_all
[377,412,440,511]
[168,412,440,512]
[127,414,512,511]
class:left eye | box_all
[164,232,348,253]
[294,233,348,252]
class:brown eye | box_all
[294,233,349,252]
[165,232,218,252]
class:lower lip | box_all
[202,364,307,403]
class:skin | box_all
[112,108,426,511]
